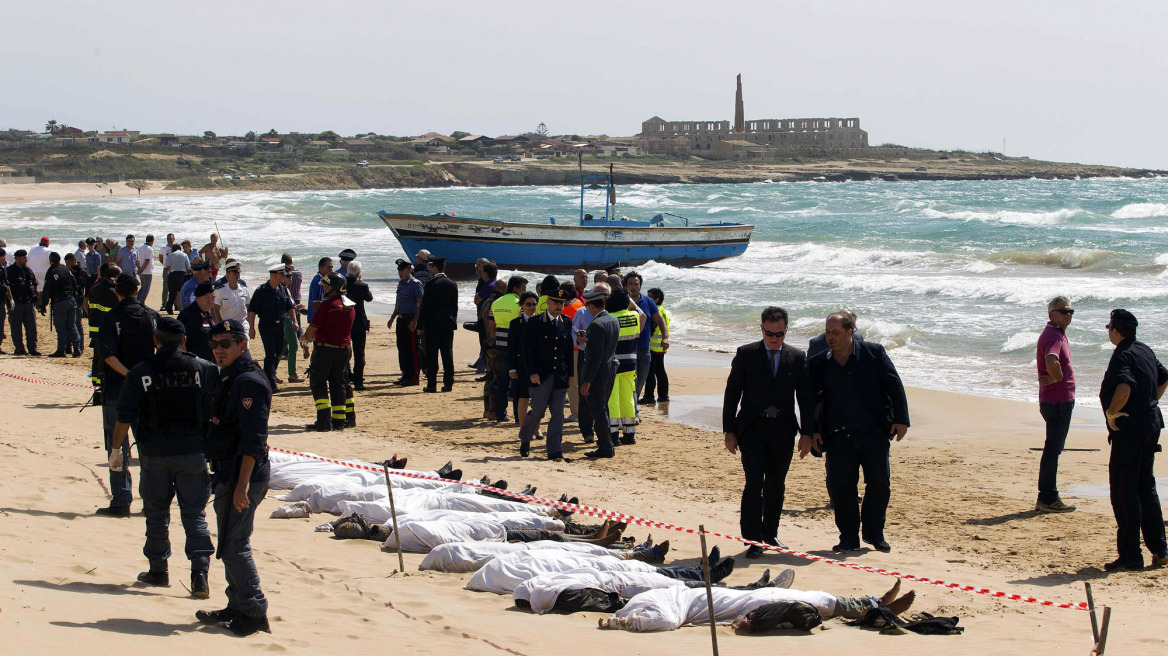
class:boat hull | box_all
[378,212,752,276]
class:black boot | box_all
[305,408,331,432]
[225,614,271,636]
[136,563,169,587]
[191,571,209,599]
[436,461,454,478]
[331,418,347,431]
[709,556,736,583]
[345,410,356,429]
[196,608,242,624]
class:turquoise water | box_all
[2,177,1167,402]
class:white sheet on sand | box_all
[608,586,837,632]
[420,541,619,573]
[380,517,510,553]
[515,569,688,614]
[467,550,657,595]
[279,476,554,518]
[267,450,457,492]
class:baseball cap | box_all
[40,237,50,245]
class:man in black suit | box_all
[417,256,458,392]
[518,287,575,461]
[800,312,909,554]
[806,309,861,359]
[723,306,808,557]
[579,284,620,459]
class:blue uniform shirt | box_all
[307,273,323,322]
[395,276,424,314]
[179,277,199,310]
[633,294,659,350]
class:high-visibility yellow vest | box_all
[613,308,639,374]
[491,293,521,349]
[650,306,671,353]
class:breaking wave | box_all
[1111,203,1168,219]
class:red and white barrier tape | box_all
[269,445,1089,611]
[0,371,93,389]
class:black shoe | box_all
[767,538,788,550]
[1104,558,1144,572]
[95,505,131,518]
[196,607,242,625]
[863,537,891,552]
[584,450,614,459]
[519,442,530,458]
[224,614,271,636]
[444,469,462,482]
[331,419,347,431]
[474,376,487,382]
[619,436,637,445]
[658,396,670,402]
[423,386,437,393]
[304,422,332,432]
[13,350,27,356]
[638,397,655,405]
[191,572,209,599]
[48,351,67,358]
[71,352,83,358]
[441,385,453,392]
[393,379,411,387]
[352,383,366,391]
[745,545,765,559]
[29,351,42,357]
[581,435,595,444]
[136,569,169,586]
[832,542,861,553]
[436,461,454,478]
[548,453,570,462]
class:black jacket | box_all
[346,276,373,332]
[7,264,38,304]
[39,263,78,308]
[579,311,619,385]
[722,341,807,437]
[801,339,910,438]
[522,311,575,388]
[418,273,458,332]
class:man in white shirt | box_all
[136,234,155,306]
[163,241,192,314]
[74,240,88,272]
[27,237,52,284]
[212,260,250,334]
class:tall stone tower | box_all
[733,74,745,133]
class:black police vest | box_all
[137,350,209,455]
[117,304,157,367]
[203,359,265,461]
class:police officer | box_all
[247,263,296,392]
[1099,309,1168,571]
[417,255,458,393]
[0,248,10,355]
[96,273,158,516]
[344,260,373,391]
[6,249,41,356]
[65,252,90,353]
[489,276,527,420]
[196,319,272,636]
[38,251,81,358]
[300,273,355,431]
[108,317,217,597]
[518,286,576,460]
[387,259,423,386]
[88,263,121,388]
[178,281,217,361]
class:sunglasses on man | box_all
[211,338,241,350]
[1054,308,1075,315]
[763,329,786,338]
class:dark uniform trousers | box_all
[586,359,618,454]
[495,352,514,422]
[520,379,567,456]
[165,270,186,313]
[482,346,498,415]
[310,344,352,428]
[395,312,419,382]
[825,431,892,545]
[258,320,284,390]
[350,324,368,387]
[102,403,133,507]
[51,297,81,355]
[738,417,795,543]
[212,461,269,620]
[424,328,455,389]
[576,351,593,440]
[9,302,38,353]
[139,453,213,571]
[1109,427,1167,563]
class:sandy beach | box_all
[1,280,1164,655]
[0,181,214,204]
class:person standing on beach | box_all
[136,234,155,306]
[490,275,527,419]
[107,316,217,599]
[573,269,588,303]
[198,233,228,280]
[800,312,909,553]
[723,306,807,556]
[279,255,304,384]
[301,273,355,431]
[27,237,51,284]
[388,259,424,386]
[623,272,666,417]
[603,287,640,447]
[580,284,619,459]
[117,235,139,281]
[807,310,861,359]
[307,257,332,323]
[518,287,575,461]
[344,260,373,391]
[213,262,251,335]
[1035,296,1078,513]
[65,253,89,354]
[87,264,120,384]
[247,264,297,393]
[417,256,458,393]
[178,282,216,361]
[0,248,10,355]
[1099,309,1168,571]
[164,240,192,314]
[572,281,598,443]
[84,238,101,277]
[179,259,211,311]
[6,249,40,356]
[337,248,356,277]
[38,251,81,358]
[640,287,671,405]
[197,319,272,636]
[158,233,176,309]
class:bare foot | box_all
[886,590,916,616]
[657,540,670,557]
[879,579,902,606]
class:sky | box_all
[3,0,1166,168]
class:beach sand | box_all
[2,283,1165,654]
[0,181,210,204]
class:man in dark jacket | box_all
[87,264,121,387]
[579,284,620,459]
[1099,309,1168,571]
[417,255,458,392]
[344,260,373,390]
[0,247,10,354]
[65,252,89,353]
[518,287,575,460]
[178,282,217,361]
[39,251,81,357]
[723,306,808,555]
[6,249,40,356]
[801,312,909,554]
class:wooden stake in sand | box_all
[1096,606,1112,655]
[1084,582,1099,643]
[697,525,719,656]
[382,461,405,573]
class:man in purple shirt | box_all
[1035,295,1077,513]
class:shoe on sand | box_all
[1035,499,1076,513]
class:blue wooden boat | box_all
[377,167,753,276]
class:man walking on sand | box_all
[1035,296,1077,513]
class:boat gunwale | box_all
[376,211,754,232]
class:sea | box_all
[2,177,1167,404]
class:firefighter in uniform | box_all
[196,319,272,636]
[38,251,81,357]
[300,273,356,431]
[607,287,641,447]
[1099,309,1168,571]
[88,263,122,388]
[108,317,217,597]
[96,273,158,516]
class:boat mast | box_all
[578,149,585,225]
[606,163,614,221]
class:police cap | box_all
[194,282,216,297]
[155,316,186,336]
[225,260,242,272]
[428,256,447,266]
[209,319,247,337]
[116,273,141,288]
[338,248,357,261]
[267,263,285,273]
[86,237,97,245]
[545,287,573,303]
[395,258,413,271]
[604,262,622,274]
[13,249,27,258]
[1108,309,1138,328]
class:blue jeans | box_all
[139,453,213,571]
[1038,400,1074,504]
[213,464,269,619]
[102,403,133,507]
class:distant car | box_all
[914,166,927,172]
[357,160,369,167]
[991,156,1002,161]
[535,154,549,160]
[246,173,258,179]
[221,174,232,179]
[493,157,505,163]
[508,155,522,162]
[232,174,241,179]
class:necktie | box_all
[769,349,779,376]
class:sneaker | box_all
[1035,499,1076,513]
[224,614,271,636]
